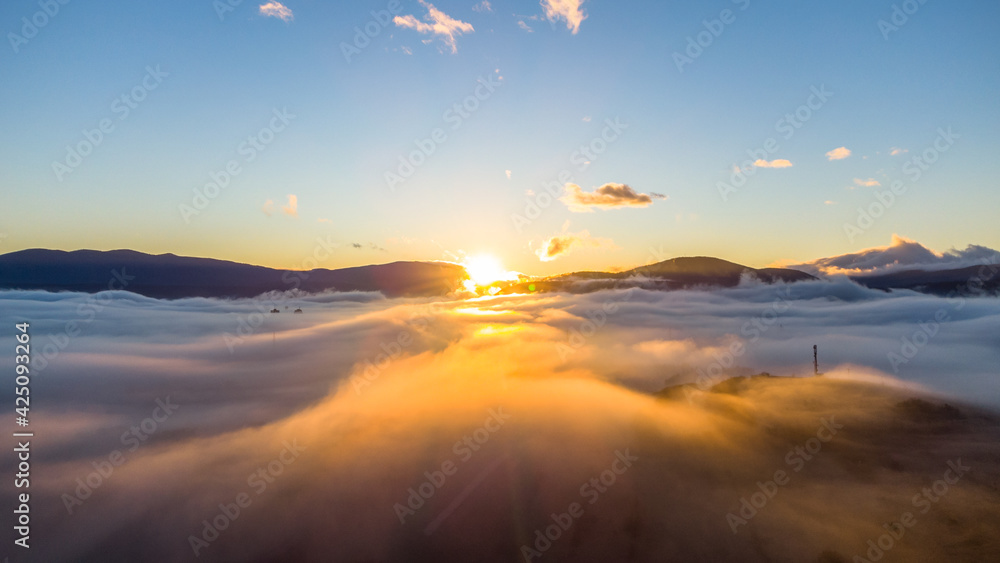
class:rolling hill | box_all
[0,249,468,299]
[498,256,816,294]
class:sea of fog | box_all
[0,281,998,561]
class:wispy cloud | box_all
[350,242,387,252]
[890,147,908,156]
[394,0,474,54]
[542,0,587,34]
[472,1,492,13]
[853,178,881,188]
[753,158,793,169]
[505,170,512,179]
[826,146,851,161]
[282,194,298,217]
[258,1,293,22]
[560,183,666,212]
[261,199,275,216]
[536,229,613,261]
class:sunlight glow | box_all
[462,254,519,287]
[454,307,514,316]
[473,324,524,337]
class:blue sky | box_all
[1,0,998,274]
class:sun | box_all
[463,254,517,287]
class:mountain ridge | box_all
[499,256,816,294]
[1,248,994,299]
[0,248,467,299]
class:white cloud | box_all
[282,194,298,217]
[792,234,1000,277]
[826,146,851,161]
[890,147,909,156]
[258,1,293,21]
[472,1,492,13]
[541,0,587,34]
[394,0,474,54]
[853,178,881,188]
[753,158,793,169]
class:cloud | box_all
[517,19,534,32]
[282,194,298,217]
[541,0,587,34]
[560,183,667,212]
[7,285,1000,561]
[394,0,474,54]
[472,0,492,12]
[853,178,881,187]
[826,146,851,161]
[824,200,837,205]
[890,147,908,156]
[258,1,293,21]
[261,199,274,216]
[752,158,793,169]
[793,234,1000,277]
[349,242,387,252]
[535,230,614,261]
[505,170,512,179]
[317,218,331,223]
[4,282,1000,562]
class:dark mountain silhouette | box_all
[850,265,1000,296]
[7,249,992,300]
[0,249,467,299]
[499,256,815,294]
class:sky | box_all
[1,0,998,275]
